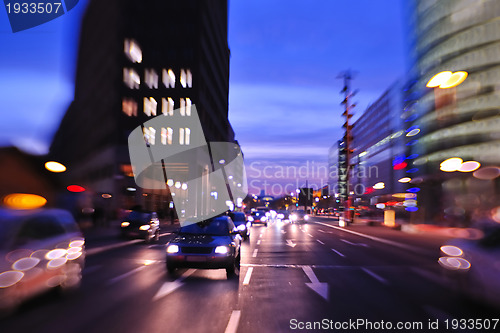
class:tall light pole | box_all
[337,70,357,226]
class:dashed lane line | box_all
[224,310,241,333]
[361,268,389,285]
[331,248,345,257]
[243,267,253,285]
[317,239,325,245]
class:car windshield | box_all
[125,211,151,224]
[179,218,229,236]
[230,213,246,222]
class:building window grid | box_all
[144,97,157,116]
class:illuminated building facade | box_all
[50,0,235,218]
[403,0,500,224]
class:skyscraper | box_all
[50,0,236,217]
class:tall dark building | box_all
[50,0,235,217]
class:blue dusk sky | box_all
[0,1,407,195]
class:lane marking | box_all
[314,221,431,255]
[340,239,369,247]
[331,248,345,257]
[257,240,261,245]
[302,266,329,301]
[108,265,147,285]
[153,269,196,301]
[243,267,253,285]
[316,239,325,245]
[285,239,296,247]
[307,233,314,237]
[224,310,241,333]
[252,249,258,258]
[87,239,143,256]
[361,268,388,285]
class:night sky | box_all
[0,0,406,194]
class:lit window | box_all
[180,98,186,116]
[143,127,156,145]
[161,127,173,145]
[180,69,187,88]
[163,68,175,88]
[123,68,140,89]
[186,98,192,116]
[162,97,174,116]
[179,128,190,145]
[187,69,192,88]
[145,69,158,89]
[124,39,142,63]
[122,98,137,116]
[144,97,157,116]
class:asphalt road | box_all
[1,217,499,333]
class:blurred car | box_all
[290,210,309,223]
[229,212,250,240]
[120,211,160,243]
[276,210,290,223]
[248,210,268,226]
[166,215,242,278]
[0,208,85,314]
[439,225,500,309]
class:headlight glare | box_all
[139,225,150,230]
[215,246,229,254]
[121,222,130,227]
[167,245,179,253]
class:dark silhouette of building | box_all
[50,0,235,217]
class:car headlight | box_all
[139,225,150,230]
[215,246,229,254]
[248,216,254,222]
[291,214,297,220]
[277,214,284,219]
[167,245,179,253]
[261,216,267,222]
[121,222,130,227]
[304,215,309,220]
[237,224,246,231]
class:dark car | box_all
[290,210,309,223]
[166,216,241,278]
[0,208,85,314]
[249,210,268,226]
[276,210,290,222]
[229,212,250,240]
[120,211,160,243]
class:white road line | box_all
[86,239,143,256]
[316,239,325,245]
[252,249,258,257]
[243,267,253,285]
[307,233,314,237]
[153,269,196,301]
[340,239,369,247]
[259,233,263,238]
[257,240,261,245]
[361,268,389,285]
[108,265,147,285]
[224,310,241,333]
[331,248,345,257]
[314,221,430,255]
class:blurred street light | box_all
[45,161,66,173]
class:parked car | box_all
[0,208,85,315]
[439,224,500,309]
[249,210,268,226]
[166,215,242,278]
[120,210,160,243]
[229,212,250,240]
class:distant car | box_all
[439,224,500,309]
[229,212,250,240]
[120,211,160,243]
[0,208,85,315]
[290,210,309,223]
[166,215,242,278]
[276,210,290,222]
[249,210,268,226]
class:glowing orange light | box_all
[3,193,47,209]
[45,161,66,173]
[67,185,85,192]
[439,71,468,89]
[426,71,452,88]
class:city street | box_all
[1,217,498,333]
